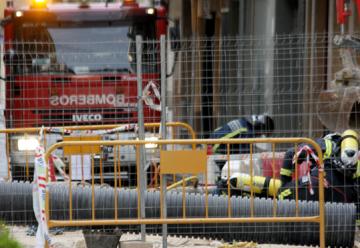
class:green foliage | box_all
[0,225,22,248]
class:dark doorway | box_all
[202,14,215,137]
[349,101,360,129]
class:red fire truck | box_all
[1,0,169,182]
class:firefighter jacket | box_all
[210,118,254,154]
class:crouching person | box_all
[216,129,360,205]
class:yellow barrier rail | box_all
[0,122,196,180]
[44,138,325,248]
[0,122,196,136]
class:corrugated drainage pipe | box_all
[0,181,355,247]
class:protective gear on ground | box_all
[217,172,281,197]
[218,159,358,204]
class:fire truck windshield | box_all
[11,21,157,75]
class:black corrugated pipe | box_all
[0,181,356,247]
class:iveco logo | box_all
[72,114,102,122]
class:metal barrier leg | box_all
[162,176,167,248]
[136,35,146,241]
[160,35,168,248]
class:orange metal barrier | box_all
[44,138,326,247]
[0,122,196,181]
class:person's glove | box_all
[293,145,318,166]
[291,147,309,167]
[332,159,344,169]
[215,178,228,195]
[332,159,357,178]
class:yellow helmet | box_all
[340,130,359,175]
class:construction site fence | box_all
[44,137,326,247]
[0,122,196,181]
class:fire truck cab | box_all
[1,0,169,183]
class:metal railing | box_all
[0,122,196,181]
[44,137,325,247]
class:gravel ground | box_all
[8,226,321,248]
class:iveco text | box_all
[72,114,102,122]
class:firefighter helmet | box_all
[251,114,274,135]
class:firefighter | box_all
[277,129,360,203]
[210,114,274,154]
[217,129,360,204]
[280,132,344,186]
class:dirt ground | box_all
[10,225,353,248]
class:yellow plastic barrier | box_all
[44,138,325,248]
